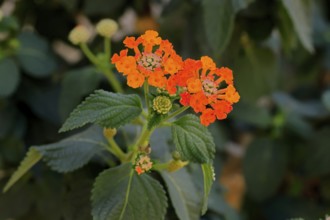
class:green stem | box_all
[104,37,111,60]
[132,125,154,152]
[164,106,190,121]
[80,43,98,65]
[103,69,124,93]
[144,82,150,115]
[152,162,170,171]
[106,138,127,162]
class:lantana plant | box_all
[3,19,240,220]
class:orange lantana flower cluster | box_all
[172,57,240,126]
[112,30,240,126]
[111,30,183,88]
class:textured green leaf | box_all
[92,163,167,220]
[147,111,166,130]
[36,126,105,173]
[0,58,20,97]
[203,0,254,55]
[201,163,215,215]
[243,138,288,201]
[3,147,42,192]
[203,0,234,55]
[280,0,314,52]
[171,114,215,163]
[60,90,142,132]
[304,128,330,176]
[59,67,102,121]
[161,169,201,220]
[17,32,57,77]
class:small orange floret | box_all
[135,166,144,175]
[148,70,166,88]
[179,92,191,106]
[201,56,216,71]
[187,78,202,93]
[212,100,233,120]
[222,85,240,103]
[164,57,182,75]
[115,56,137,75]
[217,67,233,84]
[127,73,144,88]
[200,108,216,126]
[190,93,208,113]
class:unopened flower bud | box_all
[167,159,188,172]
[68,25,90,45]
[96,19,118,38]
[171,151,181,161]
[152,96,172,114]
[103,127,117,139]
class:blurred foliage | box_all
[0,0,330,219]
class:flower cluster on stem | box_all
[112,30,240,126]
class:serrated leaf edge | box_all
[3,147,42,192]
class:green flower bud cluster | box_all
[152,96,172,114]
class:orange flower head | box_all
[112,30,183,89]
[175,56,239,126]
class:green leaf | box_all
[36,125,105,172]
[232,46,278,102]
[171,114,215,163]
[60,90,142,132]
[230,101,272,128]
[304,128,330,176]
[59,67,102,121]
[322,90,330,111]
[160,169,201,220]
[17,32,57,77]
[201,163,215,215]
[92,163,167,220]
[3,147,42,192]
[0,58,20,97]
[147,111,166,130]
[280,0,314,52]
[277,1,299,52]
[243,138,288,201]
[203,0,254,55]
[203,0,234,55]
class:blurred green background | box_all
[0,0,330,219]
